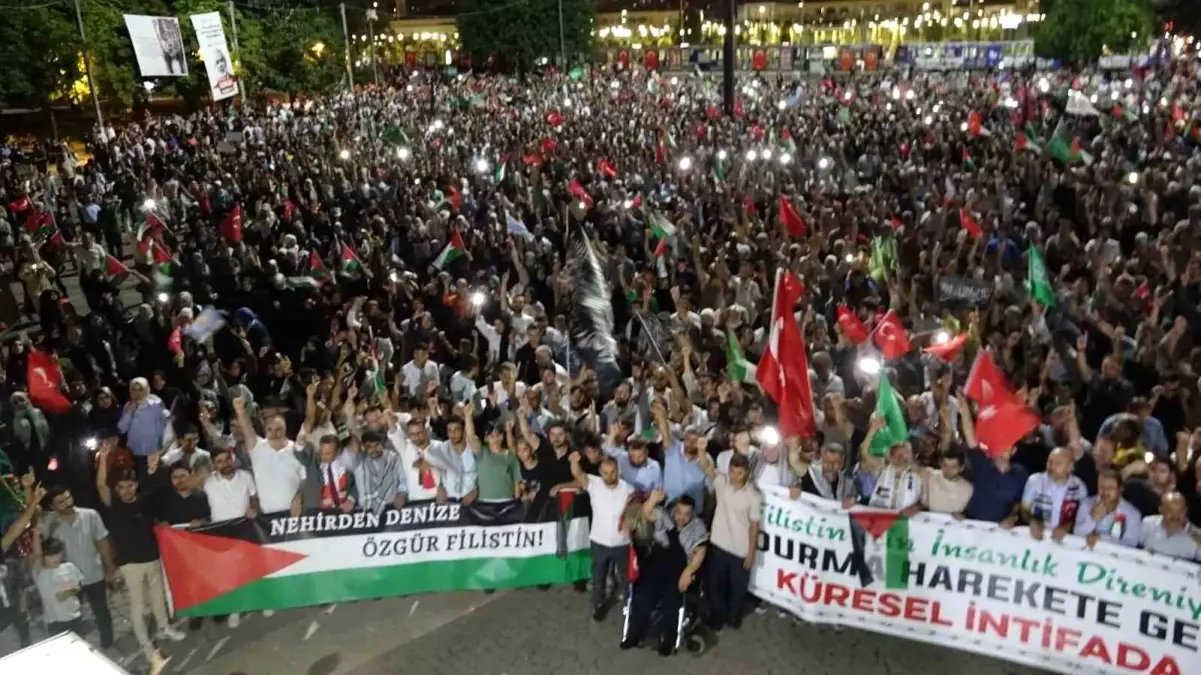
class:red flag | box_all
[445,187,462,211]
[523,153,544,167]
[569,180,593,208]
[836,305,869,344]
[967,110,983,136]
[923,331,968,362]
[540,137,558,154]
[742,195,756,216]
[220,205,243,243]
[959,208,982,239]
[629,194,642,210]
[282,200,297,223]
[104,254,131,279]
[544,111,564,127]
[150,241,175,266]
[627,544,640,583]
[777,196,807,237]
[733,99,745,118]
[975,396,1040,458]
[872,310,911,359]
[1015,134,1027,152]
[964,350,1014,407]
[42,230,65,251]
[27,349,71,415]
[756,270,816,439]
[889,215,903,230]
[167,326,183,356]
[7,194,31,214]
[597,159,617,179]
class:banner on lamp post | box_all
[190,12,238,101]
[123,15,188,77]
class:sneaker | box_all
[159,626,187,642]
[262,610,275,618]
[591,605,605,622]
[619,638,639,650]
[227,613,241,628]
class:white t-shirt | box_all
[586,474,634,548]
[204,470,258,522]
[248,438,306,514]
[35,563,84,624]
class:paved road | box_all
[3,584,1045,675]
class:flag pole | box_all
[227,0,247,107]
[73,0,106,146]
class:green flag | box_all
[725,332,756,383]
[868,236,897,282]
[381,125,409,147]
[567,65,584,81]
[836,107,851,126]
[1028,246,1056,307]
[869,375,909,457]
[494,160,507,184]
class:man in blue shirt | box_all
[964,446,1028,524]
[603,422,663,494]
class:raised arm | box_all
[232,394,258,447]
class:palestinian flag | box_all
[138,212,168,243]
[556,488,578,559]
[433,229,467,270]
[848,510,911,590]
[1015,131,1041,153]
[150,242,176,286]
[1047,135,1091,166]
[308,250,328,283]
[961,148,975,171]
[725,331,757,383]
[105,255,131,283]
[780,127,797,154]
[494,159,507,184]
[341,241,364,274]
[381,125,410,147]
[25,211,55,241]
[649,213,675,258]
[157,501,589,617]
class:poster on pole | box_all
[190,12,238,101]
[123,15,188,77]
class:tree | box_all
[256,8,344,95]
[0,7,81,108]
[458,0,595,70]
[1036,0,1154,62]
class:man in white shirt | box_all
[202,449,259,522]
[425,416,478,502]
[392,416,442,501]
[569,452,634,621]
[1021,447,1088,541]
[233,395,304,516]
[1141,492,1201,561]
[400,343,441,398]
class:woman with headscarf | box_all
[1,392,50,478]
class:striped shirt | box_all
[650,508,708,555]
[348,451,407,514]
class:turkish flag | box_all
[959,208,982,239]
[836,305,869,344]
[27,349,72,415]
[544,111,564,127]
[778,195,807,237]
[975,395,1040,458]
[220,205,243,243]
[756,270,816,439]
[872,310,911,359]
[964,350,1015,407]
[569,180,593,208]
[923,332,968,362]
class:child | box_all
[31,531,85,637]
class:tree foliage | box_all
[0,0,346,110]
[1037,0,1154,62]
[458,0,595,70]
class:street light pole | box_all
[73,0,106,145]
[367,9,380,86]
[722,0,736,115]
[339,2,355,90]
[228,0,246,106]
[557,0,566,68]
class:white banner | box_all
[751,488,1197,675]
[190,12,238,102]
[123,15,188,77]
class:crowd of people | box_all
[1,53,1201,670]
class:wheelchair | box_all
[617,539,711,656]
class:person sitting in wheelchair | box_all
[621,489,707,656]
